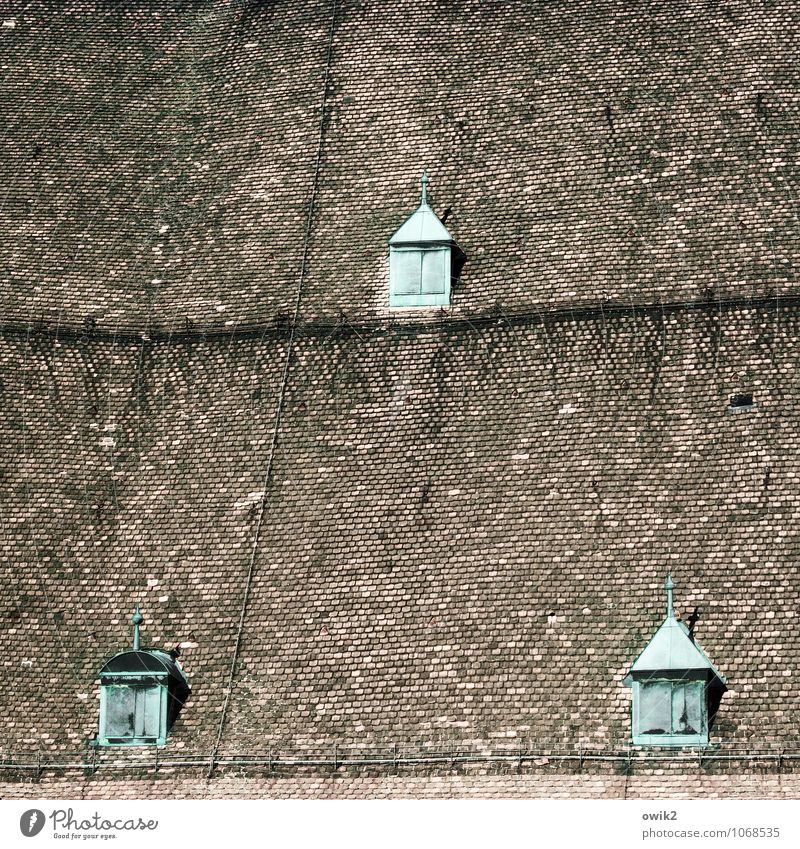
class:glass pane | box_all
[639,681,671,734]
[392,251,422,295]
[420,250,446,294]
[134,687,161,738]
[672,682,702,734]
[105,687,136,738]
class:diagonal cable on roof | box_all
[207,0,339,774]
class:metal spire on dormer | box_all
[132,604,143,651]
[420,170,429,206]
[665,573,675,620]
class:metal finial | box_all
[132,604,143,651]
[665,573,675,619]
[420,170,429,205]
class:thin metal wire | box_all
[3,290,791,344]
[1,748,800,776]
[205,0,339,776]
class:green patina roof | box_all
[630,617,723,678]
[389,203,454,244]
[627,576,725,682]
[389,172,456,245]
[100,607,191,692]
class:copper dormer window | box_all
[624,576,726,747]
[95,606,190,747]
[388,172,462,308]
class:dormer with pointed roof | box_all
[624,576,726,747]
[388,172,461,308]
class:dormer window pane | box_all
[673,682,702,734]
[639,680,671,734]
[391,248,448,296]
[104,685,161,742]
[393,249,422,295]
[105,686,136,738]
[135,686,162,738]
[421,249,447,294]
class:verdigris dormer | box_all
[624,576,726,747]
[96,606,190,747]
[388,172,459,308]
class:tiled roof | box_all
[2,305,799,763]
[1,0,797,331]
[2,0,799,797]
